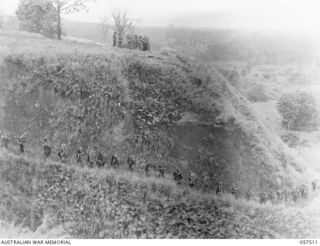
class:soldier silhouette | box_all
[1,132,9,149]
[43,138,51,158]
[113,32,117,47]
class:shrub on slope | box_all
[277,91,319,131]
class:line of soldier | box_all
[2,131,318,204]
[0,131,273,201]
[175,170,316,205]
[43,138,178,182]
[2,132,160,176]
[225,183,311,204]
[0,130,207,190]
[2,131,200,188]
[113,32,150,51]
[258,184,309,204]
[43,138,124,170]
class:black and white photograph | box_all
[0,0,319,241]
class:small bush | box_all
[281,133,308,148]
[246,84,269,103]
[277,91,319,131]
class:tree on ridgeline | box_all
[110,9,136,39]
[50,0,92,40]
[99,16,110,43]
[16,0,57,38]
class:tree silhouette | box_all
[99,16,110,43]
[51,0,91,40]
[111,9,135,37]
[16,0,57,38]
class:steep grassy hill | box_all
[0,149,317,239]
[0,30,317,238]
[0,30,312,195]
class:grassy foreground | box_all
[0,149,316,239]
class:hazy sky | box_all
[1,0,320,31]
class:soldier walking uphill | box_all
[113,32,117,47]
[216,182,223,195]
[291,189,300,203]
[189,171,197,188]
[276,190,283,202]
[283,189,291,202]
[118,32,123,48]
[267,191,277,204]
[298,184,308,199]
[144,162,151,177]
[134,35,139,49]
[259,192,268,204]
[231,185,240,199]
[173,168,183,185]
[202,173,210,192]
[142,36,150,51]
[75,146,83,166]
[138,36,143,50]
[1,132,9,149]
[43,138,51,158]
[312,180,320,191]
[127,156,136,172]
[96,151,106,168]
[111,153,120,168]
[147,37,150,51]
[16,136,25,153]
[87,147,97,168]
[58,143,68,163]
[158,165,165,178]
[127,35,132,49]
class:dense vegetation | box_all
[2,47,307,195]
[0,150,316,238]
[16,0,57,38]
[2,51,209,164]
[246,84,269,103]
[277,91,319,131]
[0,30,316,238]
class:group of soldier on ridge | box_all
[1,130,318,205]
[113,32,150,51]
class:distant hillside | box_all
[63,19,105,44]
[62,19,319,64]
